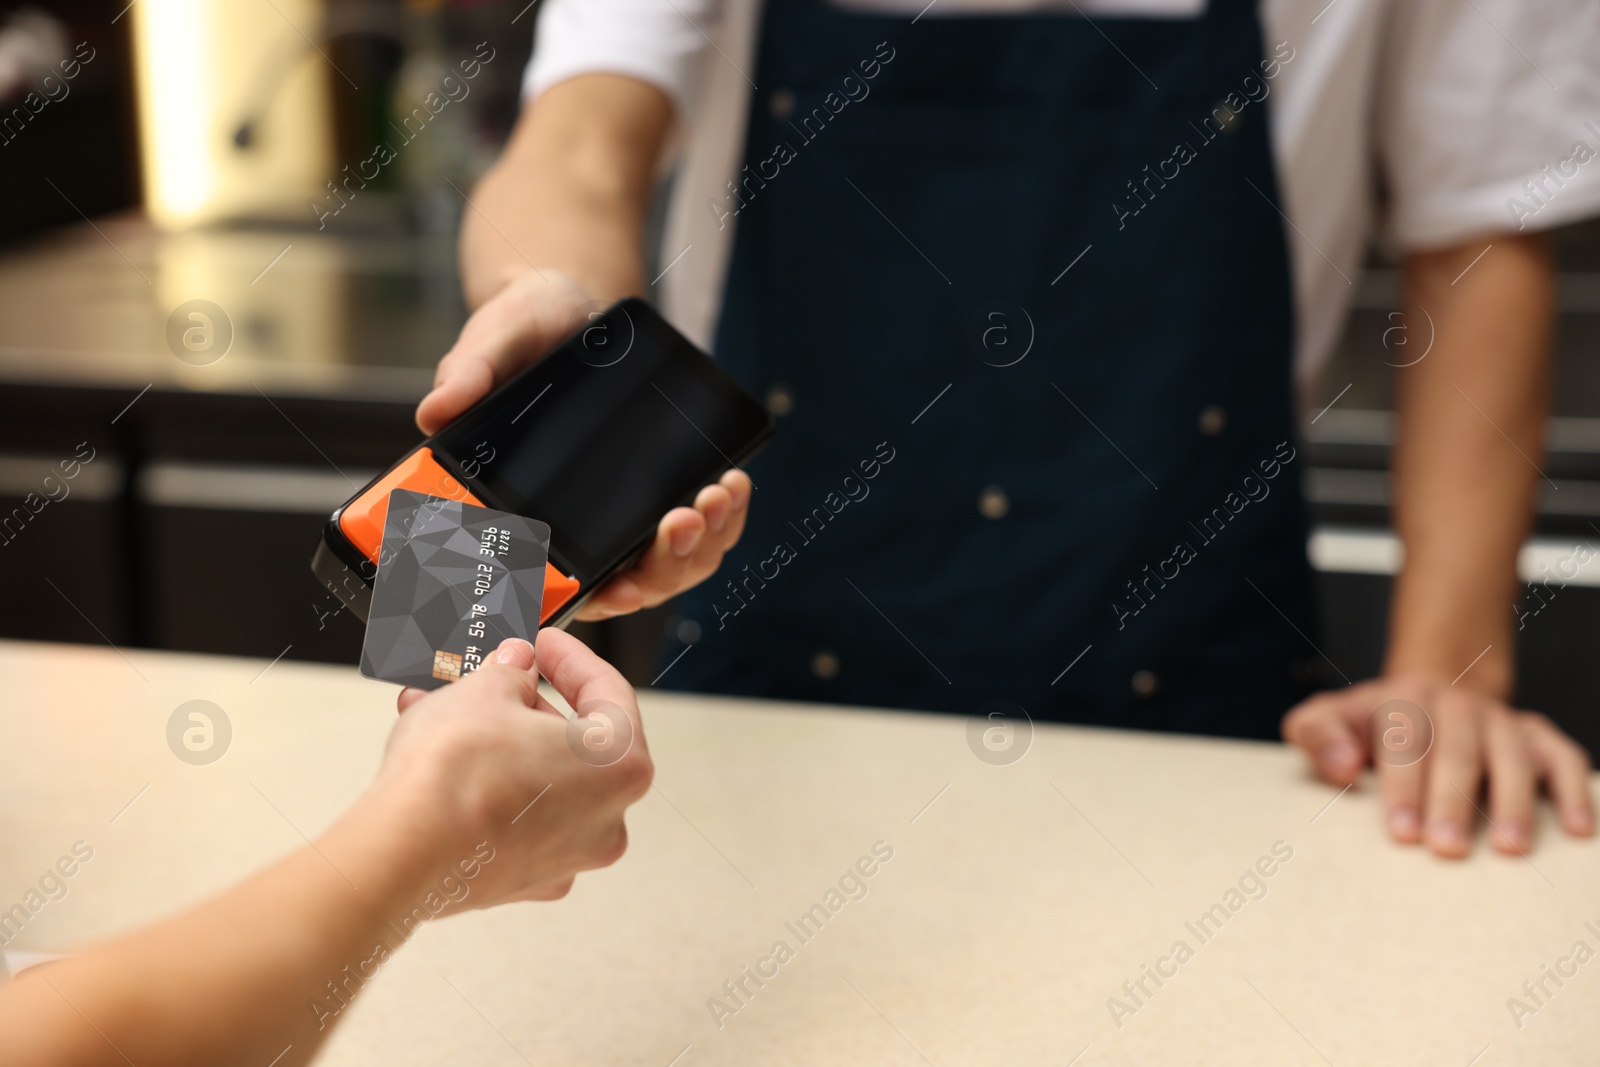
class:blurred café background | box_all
[1,0,1598,753]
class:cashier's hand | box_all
[1282,676,1594,858]
[417,270,753,620]
[382,631,653,905]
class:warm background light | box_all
[132,0,336,228]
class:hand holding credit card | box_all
[360,489,550,690]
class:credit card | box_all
[359,489,550,689]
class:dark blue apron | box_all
[665,0,1319,739]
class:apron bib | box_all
[667,0,1318,739]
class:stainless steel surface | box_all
[0,215,457,400]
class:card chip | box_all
[432,650,464,682]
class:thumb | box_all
[488,636,536,672]
[1282,688,1372,785]
[416,349,495,435]
[416,273,590,434]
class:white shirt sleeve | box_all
[522,0,726,128]
[1376,0,1600,249]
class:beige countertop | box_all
[1,639,1597,1065]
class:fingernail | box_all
[1388,806,1420,839]
[1498,819,1529,850]
[1566,807,1595,835]
[493,638,535,668]
[1320,740,1358,777]
[729,477,750,510]
[706,500,729,533]
[1427,818,1467,852]
[670,524,702,558]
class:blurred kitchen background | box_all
[1,0,1597,755]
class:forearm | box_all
[1385,234,1554,697]
[460,74,672,308]
[0,781,449,1067]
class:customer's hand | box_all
[418,270,752,620]
[1282,676,1594,857]
[378,630,653,906]
[0,630,653,1067]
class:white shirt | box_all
[523,0,1600,387]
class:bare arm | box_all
[457,73,671,309]
[0,793,449,1067]
[0,632,651,1067]
[1284,233,1594,856]
[1385,234,1552,695]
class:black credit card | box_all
[359,490,550,689]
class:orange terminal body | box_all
[336,447,581,623]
